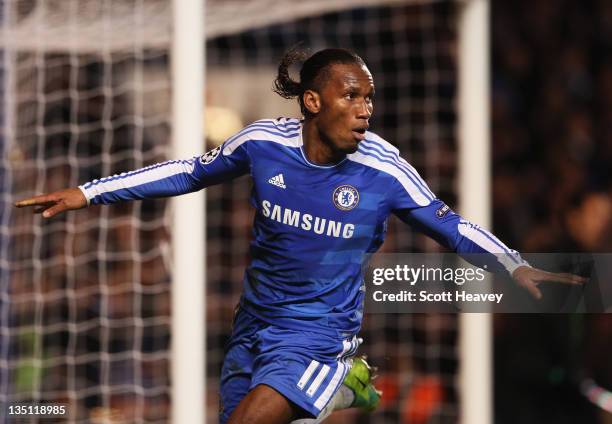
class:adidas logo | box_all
[268,173,286,189]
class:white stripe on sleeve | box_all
[79,159,196,201]
[457,220,527,273]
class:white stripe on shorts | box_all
[297,360,320,390]
[306,364,330,397]
[338,336,361,361]
[314,361,348,410]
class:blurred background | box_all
[1,0,610,423]
[491,1,612,423]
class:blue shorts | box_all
[219,307,359,423]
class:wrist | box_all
[77,186,91,206]
[511,265,532,279]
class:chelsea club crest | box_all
[332,185,359,211]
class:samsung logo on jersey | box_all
[261,200,355,239]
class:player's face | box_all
[316,63,374,154]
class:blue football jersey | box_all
[80,117,526,338]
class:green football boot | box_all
[343,356,382,412]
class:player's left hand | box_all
[511,265,587,300]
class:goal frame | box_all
[171,0,205,423]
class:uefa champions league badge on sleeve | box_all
[333,185,360,211]
[200,146,221,165]
[435,203,452,219]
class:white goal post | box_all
[171,0,205,423]
[458,1,492,424]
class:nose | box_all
[357,99,372,119]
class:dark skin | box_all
[14,61,586,424]
[226,384,300,424]
[302,62,374,164]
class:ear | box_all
[302,89,321,114]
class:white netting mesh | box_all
[1,0,460,423]
[2,1,172,422]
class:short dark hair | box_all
[273,47,366,116]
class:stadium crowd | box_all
[492,0,612,253]
[492,1,611,423]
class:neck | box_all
[302,119,345,165]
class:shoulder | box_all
[359,131,401,156]
[347,131,434,206]
[346,130,403,170]
[222,117,302,156]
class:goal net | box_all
[1,1,173,422]
[1,0,461,422]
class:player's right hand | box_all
[14,188,88,218]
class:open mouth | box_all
[352,128,368,141]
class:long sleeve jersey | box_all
[80,117,527,338]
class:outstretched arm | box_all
[14,119,281,215]
[384,171,586,298]
[15,140,250,217]
[396,199,586,298]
